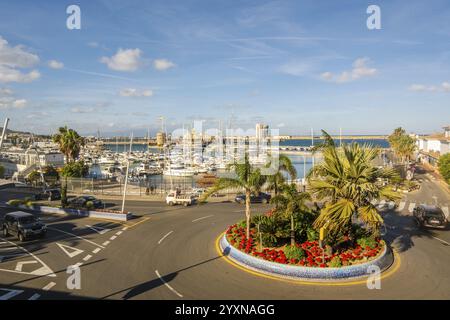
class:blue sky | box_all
[0,0,449,136]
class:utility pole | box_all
[121,132,133,213]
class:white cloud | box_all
[153,59,175,71]
[320,58,377,83]
[0,97,27,109]
[409,81,450,92]
[0,87,13,96]
[279,61,311,76]
[48,60,64,69]
[119,88,153,97]
[100,48,143,72]
[0,36,40,83]
[70,107,95,113]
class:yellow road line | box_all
[124,217,150,229]
[215,233,401,286]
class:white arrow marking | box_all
[15,260,37,272]
[0,288,24,300]
[86,225,110,235]
[0,238,56,277]
[56,243,84,258]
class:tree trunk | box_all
[245,189,251,239]
[290,214,295,246]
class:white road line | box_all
[0,288,24,300]
[398,201,406,211]
[92,248,101,254]
[155,270,183,298]
[192,215,214,223]
[116,231,123,236]
[109,235,117,241]
[42,282,56,291]
[408,202,416,213]
[74,262,83,268]
[47,227,104,249]
[122,227,128,231]
[158,231,173,245]
[432,236,450,246]
[83,254,92,261]
[102,241,110,246]
[28,293,40,300]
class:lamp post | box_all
[121,133,133,213]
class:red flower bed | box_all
[226,224,384,268]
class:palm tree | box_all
[270,183,311,245]
[201,153,267,239]
[266,154,297,197]
[52,126,85,163]
[307,130,400,237]
[388,127,416,164]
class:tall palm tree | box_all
[307,130,400,237]
[52,126,85,163]
[201,153,267,239]
[266,154,297,197]
[270,183,311,245]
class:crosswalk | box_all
[371,199,449,219]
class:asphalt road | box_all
[0,168,449,300]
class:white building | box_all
[255,123,269,141]
[416,126,450,165]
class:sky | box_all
[0,0,449,137]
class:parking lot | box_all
[0,204,147,300]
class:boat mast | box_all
[121,132,133,213]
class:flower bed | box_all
[226,224,384,268]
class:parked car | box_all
[235,192,271,204]
[35,189,61,201]
[68,196,103,209]
[2,211,46,241]
[413,205,447,229]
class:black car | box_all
[68,196,103,209]
[2,211,46,242]
[413,205,447,229]
[35,189,61,201]
[235,192,271,204]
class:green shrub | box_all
[85,201,94,209]
[306,228,318,241]
[329,256,342,268]
[438,153,450,185]
[237,219,246,229]
[357,236,377,249]
[284,245,305,260]
[7,199,24,207]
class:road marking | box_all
[122,227,128,231]
[92,248,101,254]
[192,215,214,222]
[442,207,449,219]
[109,235,117,241]
[42,282,56,291]
[155,270,183,298]
[74,262,82,268]
[0,288,24,300]
[86,225,110,235]
[56,243,84,258]
[377,200,386,208]
[0,238,56,277]
[398,201,406,211]
[158,231,173,245]
[102,241,110,246]
[28,293,40,300]
[48,227,104,249]
[83,254,92,261]
[408,202,416,213]
[116,231,123,236]
[432,236,450,246]
[125,217,150,229]
[15,260,37,272]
